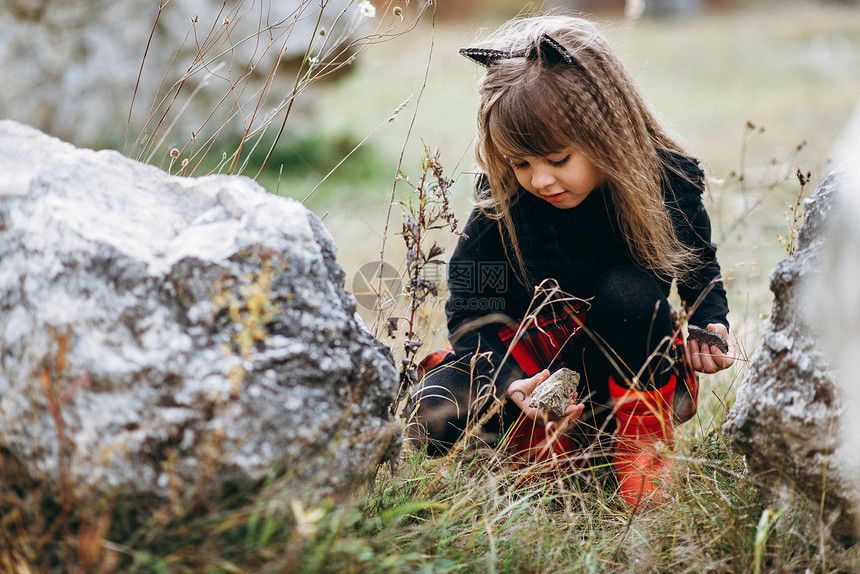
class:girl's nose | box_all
[531,167,555,191]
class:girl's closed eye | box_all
[507,157,529,170]
[506,155,571,170]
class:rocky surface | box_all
[805,163,860,544]
[0,120,400,510]
[723,169,859,545]
[0,0,367,148]
[530,368,580,417]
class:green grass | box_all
[249,132,393,212]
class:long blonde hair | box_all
[469,15,697,285]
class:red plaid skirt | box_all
[418,300,698,425]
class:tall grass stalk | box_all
[126,0,431,178]
[385,144,459,410]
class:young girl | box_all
[409,15,734,508]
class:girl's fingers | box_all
[690,340,721,373]
[687,340,703,371]
[712,346,733,370]
[507,370,549,403]
[506,370,555,421]
[514,369,550,395]
[696,345,736,373]
[567,402,585,420]
[706,323,729,339]
[719,337,736,370]
[561,402,584,419]
[508,371,586,430]
[688,324,735,374]
[698,346,718,373]
[527,369,551,391]
[547,403,584,434]
[705,323,734,370]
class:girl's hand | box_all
[686,323,734,374]
[506,369,585,434]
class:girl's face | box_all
[505,148,604,209]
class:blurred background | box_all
[306,0,860,354]
[1,0,858,352]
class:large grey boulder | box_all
[0,0,366,148]
[723,170,859,545]
[0,120,400,510]
[805,163,860,543]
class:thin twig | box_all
[126,0,170,156]
[375,3,435,334]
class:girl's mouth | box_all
[542,191,568,203]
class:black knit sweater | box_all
[444,153,729,392]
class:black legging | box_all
[409,264,676,456]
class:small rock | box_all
[530,368,580,417]
[687,325,729,353]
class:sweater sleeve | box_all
[445,206,526,395]
[664,156,731,329]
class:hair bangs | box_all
[487,79,573,159]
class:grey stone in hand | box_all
[529,368,580,417]
[687,325,729,354]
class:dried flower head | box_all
[358,0,376,18]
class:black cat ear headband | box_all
[459,33,576,67]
